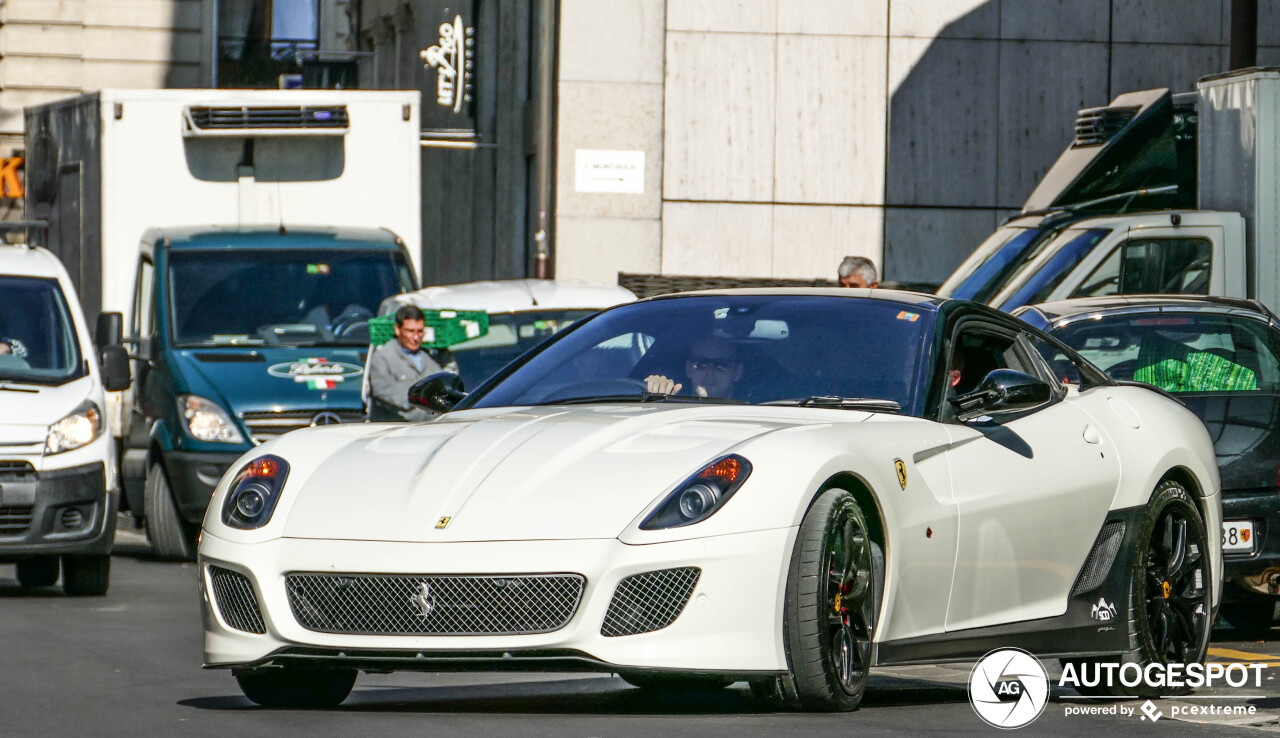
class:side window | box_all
[947,329,1029,396]
[1072,245,1122,298]
[1025,334,1083,387]
[1120,238,1210,294]
[131,258,155,339]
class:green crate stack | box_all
[368,310,490,348]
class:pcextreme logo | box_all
[968,648,1050,729]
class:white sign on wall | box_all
[575,149,645,194]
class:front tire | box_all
[15,557,60,588]
[145,463,196,561]
[1067,480,1211,698]
[781,488,879,711]
[234,668,357,708]
[62,554,110,596]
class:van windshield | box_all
[0,276,86,385]
[937,226,1044,303]
[168,249,412,347]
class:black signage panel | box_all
[418,1,478,138]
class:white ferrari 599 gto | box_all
[199,289,1222,711]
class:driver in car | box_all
[644,338,744,398]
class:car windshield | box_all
[0,275,85,385]
[995,228,1110,311]
[169,249,412,346]
[937,226,1044,303]
[465,295,933,412]
[451,309,598,389]
[1047,311,1280,394]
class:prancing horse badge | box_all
[435,516,451,529]
[894,459,907,490]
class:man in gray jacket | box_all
[368,305,457,421]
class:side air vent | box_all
[1072,521,1126,594]
[209,565,267,634]
[182,105,350,137]
[1074,106,1139,147]
[601,567,701,637]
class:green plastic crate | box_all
[368,310,490,348]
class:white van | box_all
[0,242,130,595]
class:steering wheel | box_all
[332,315,369,337]
[539,377,648,403]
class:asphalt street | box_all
[1,520,1278,737]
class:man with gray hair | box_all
[837,256,879,289]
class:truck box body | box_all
[24,88,422,322]
[1198,70,1280,309]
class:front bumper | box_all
[164,450,237,524]
[1221,489,1280,598]
[200,528,794,674]
[0,461,116,559]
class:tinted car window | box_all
[1046,312,1280,393]
[938,227,1044,303]
[996,229,1110,311]
[466,296,934,414]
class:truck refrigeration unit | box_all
[24,89,422,559]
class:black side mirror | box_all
[408,372,467,413]
[95,311,123,347]
[950,368,1052,421]
[100,345,132,392]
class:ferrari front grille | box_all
[1072,521,1126,595]
[601,567,701,637]
[209,566,266,634]
[285,573,585,635]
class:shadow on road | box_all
[179,674,969,715]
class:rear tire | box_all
[234,668,357,708]
[145,463,196,561]
[1219,601,1276,632]
[15,557,60,588]
[1065,480,1211,698]
[62,554,110,596]
[781,488,880,711]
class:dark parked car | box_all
[1017,296,1280,630]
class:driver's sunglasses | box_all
[689,357,736,372]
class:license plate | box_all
[1223,521,1255,552]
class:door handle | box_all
[1083,425,1102,445]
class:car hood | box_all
[1181,394,1280,492]
[172,347,367,412]
[283,404,862,542]
[0,376,94,445]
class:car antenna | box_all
[521,278,540,306]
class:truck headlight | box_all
[45,400,103,454]
[222,455,289,529]
[179,394,245,444]
[641,455,752,530]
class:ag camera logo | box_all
[969,648,1050,729]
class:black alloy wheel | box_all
[775,488,879,711]
[1139,482,1210,667]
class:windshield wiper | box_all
[0,380,42,393]
[762,396,902,413]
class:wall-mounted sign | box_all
[575,149,645,194]
[419,1,478,136]
[0,157,24,199]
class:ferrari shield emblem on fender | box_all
[894,459,907,490]
[435,516,451,529]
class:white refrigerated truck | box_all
[22,89,423,558]
[938,67,1280,313]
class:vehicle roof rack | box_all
[0,220,47,249]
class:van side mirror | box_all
[96,311,123,347]
[408,372,467,413]
[100,345,132,392]
[950,369,1052,421]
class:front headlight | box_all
[641,455,752,530]
[221,455,290,529]
[179,394,245,444]
[45,400,103,454]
